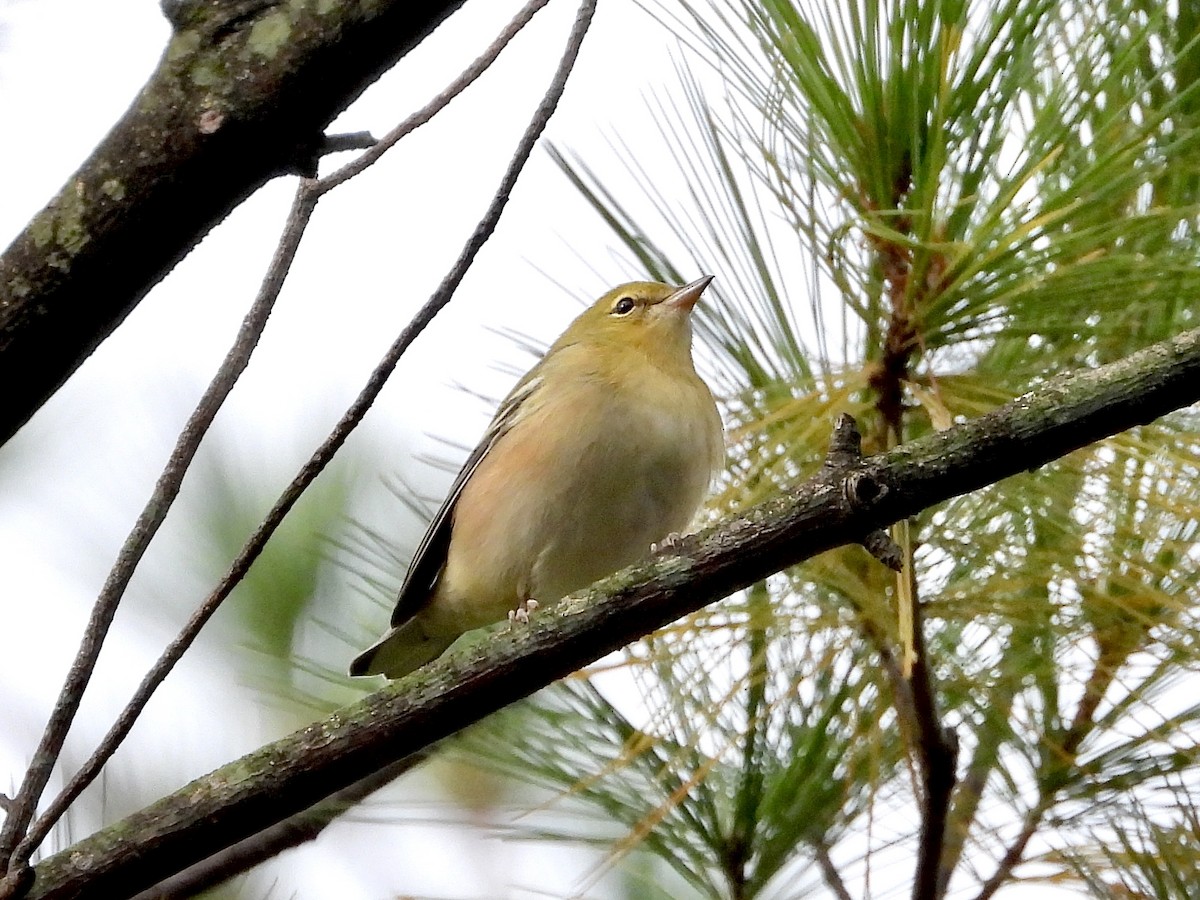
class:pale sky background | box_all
[0,1,1077,898]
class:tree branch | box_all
[0,0,596,885]
[127,753,430,900]
[0,0,466,445]
[316,131,379,155]
[910,585,960,900]
[813,837,855,900]
[0,183,321,874]
[12,324,1200,900]
[974,797,1051,900]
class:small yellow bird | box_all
[350,277,724,678]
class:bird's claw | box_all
[508,598,540,626]
[650,532,685,553]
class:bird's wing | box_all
[389,370,544,627]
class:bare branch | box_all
[0,183,321,871]
[973,639,1134,900]
[814,838,855,900]
[13,323,1200,900]
[317,0,556,195]
[974,799,1051,900]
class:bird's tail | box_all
[349,617,454,678]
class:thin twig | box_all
[2,185,322,875]
[974,799,1049,900]
[316,0,555,195]
[318,131,378,155]
[7,0,596,874]
[813,838,855,900]
[974,651,1122,900]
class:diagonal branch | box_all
[0,0,596,883]
[0,184,321,873]
[974,796,1053,900]
[813,837,856,900]
[13,324,1200,900]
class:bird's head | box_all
[555,276,713,366]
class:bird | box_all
[350,276,724,678]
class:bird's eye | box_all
[611,297,637,316]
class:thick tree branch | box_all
[12,325,1200,900]
[0,0,465,445]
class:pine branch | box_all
[10,324,1199,900]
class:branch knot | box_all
[820,414,902,571]
[843,470,887,508]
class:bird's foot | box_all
[651,532,685,553]
[508,598,540,626]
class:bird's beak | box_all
[663,275,714,312]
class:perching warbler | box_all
[350,277,724,678]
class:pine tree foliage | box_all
[452,2,1200,897]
